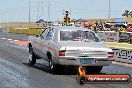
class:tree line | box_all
[122,10,132,17]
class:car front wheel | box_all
[28,47,36,65]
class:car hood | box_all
[59,41,112,52]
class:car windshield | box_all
[60,30,100,42]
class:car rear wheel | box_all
[29,47,36,65]
[85,66,103,73]
[48,55,64,73]
[48,54,57,73]
[49,59,55,71]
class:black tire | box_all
[48,54,63,73]
[47,53,56,72]
[28,47,36,65]
[49,58,55,72]
[85,66,103,73]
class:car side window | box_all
[45,28,54,40]
[40,33,45,39]
[40,28,47,39]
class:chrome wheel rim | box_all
[49,59,53,70]
[29,53,32,62]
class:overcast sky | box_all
[0,0,132,22]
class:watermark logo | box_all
[76,74,131,85]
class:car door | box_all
[40,28,54,60]
[31,30,47,57]
[31,36,41,57]
[36,28,49,59]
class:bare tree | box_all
[122,10,130,17]
[129,11,132,17]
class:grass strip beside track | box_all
[105,42,132,50]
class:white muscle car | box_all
[28,26,114,73]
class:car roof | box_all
[51,26,91,31]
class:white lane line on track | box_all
[0,38,6,40]
[0,38,19,42]
[13,40,19,41]
[7,39,13,41]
